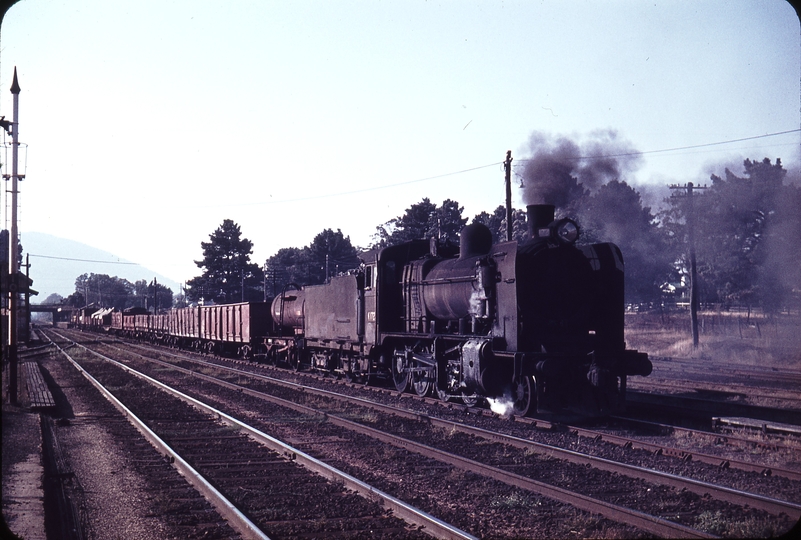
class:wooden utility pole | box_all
[504,150,513,242]
[669,181,707,348]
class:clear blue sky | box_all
[1,0,799,285]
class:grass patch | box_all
[625,310,801,367]
[489,491,538,509]
[694,510,787,538]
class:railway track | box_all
[113,336,801,483]
[645,357,801,389]
[625,390,801,426]
[44,330,469,540]
[602,416,801,480]
[33,336,246,539]
[48,328,801,538]
[109,333,801,482]
[628,378,801,408]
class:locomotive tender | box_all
[79,203,652,417]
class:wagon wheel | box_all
[391,349,410,393]
[460,392,480,407]
[287,348,301,371]
[261,346,271,365]
[362,372,378,387]
[338,355,358,382]
[511,375,534,417]
[343,367,359,383]
[360,362,378,387]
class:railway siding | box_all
[64,332,800,536]
[48,330,466,540]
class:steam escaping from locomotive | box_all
[487,395,515,417]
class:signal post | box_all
[3,68,22,403]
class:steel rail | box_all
[107,339,801,517]
[88,340,725,538]
[104,337,801,483]
[607,415,801,479]
[627,390,801,425]
[47,335,271,540]
[646,357,801,385]
[627,378,801,404]
[54,331,478,540]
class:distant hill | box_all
[20,232,181,302]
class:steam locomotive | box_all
[77,204,652,417]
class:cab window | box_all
[364,265,373,290]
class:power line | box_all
[194,128,799,208]
[515,129,801,162]
[593,128,800,159]
[199,162,503,208]
[28,254,141,265]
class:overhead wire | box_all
[513,128,801,163]
[211,128,800,207]
[28,254,141,265]
[202,162,504,208]
[20,128,800,286]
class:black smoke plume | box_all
[519,129,643,207]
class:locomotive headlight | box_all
[554,219,579,245]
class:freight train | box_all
[73,204,652,417]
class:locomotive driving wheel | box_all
[511,375,535,417]
[392,344,435,396]
[391,349,410,393]
[411,364,433,397]
[409,344,435,397]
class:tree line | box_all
[53,156,800,313]
[186,157,800,312]
[44,274,174,311]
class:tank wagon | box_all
[72,203,651,417]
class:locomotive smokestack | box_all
[459,223,493,259]
[526,204,555,240]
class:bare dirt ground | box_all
[624,308,801,370]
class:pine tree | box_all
[187,219,262,304]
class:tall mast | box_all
[7,67,21,403]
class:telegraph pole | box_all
[504,150,513,242]
[6,68,21,403]
[669,181,707,348]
